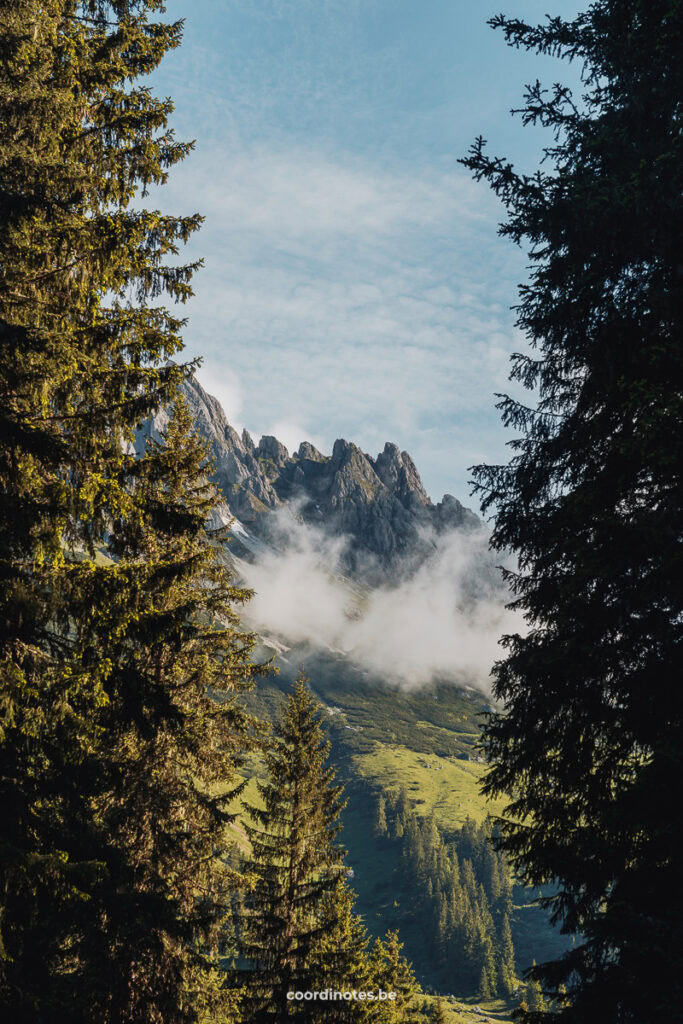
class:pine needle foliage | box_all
[431,997,447,1024]
[70,397,260,1023]
[0,3,258,1021]
[368,931,422,1024]
[238,694,426,1022]
[240,673,348,1021]
[308,878,374,1023]
[460,3,683,1021]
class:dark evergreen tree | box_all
[461,3,683,1020]
[484,846,502,907]
[80,398,258,1022]
[395,786,410,821]
[460,860,477,903]
[0,3,256,1020]
[311,878,374,1022]
[498,860,513,918]
[434,896,448,961]
[497,913,516,997]
[368,931,423,1024]
[240,673,347,1021]
[375,793,389,838]
[476,927,498,999]
[525,975,546,1015]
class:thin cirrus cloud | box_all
[184,146,486,236]
[158,143,527,502]
[147,0,584,502]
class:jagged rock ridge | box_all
[137,374,480,579]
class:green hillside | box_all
[352,744,505,829]
[231,664,573,1008]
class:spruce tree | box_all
[311,879,373,1023]
[0,3,256,1020]
[395,786,409,820]
[77,397,258,1022]
[461,3,683,1020]
[475,928,497,999]
[498,858,513,918]
[375,793,389,838]
[497,913,516,997]
[240,673,347,1021]
[435,898,448,961]
[484,848,502,907]
[369,931,422,1024]
[478,966,492,1002]
[526,976,546,1015]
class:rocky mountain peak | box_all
[138,374,480,578]
[297,441,326,463]
[372,442,430,510]
[256,435,290,468]
[330,438,361,465]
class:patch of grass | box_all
[353,743,507,830]
[419,994,514,1023]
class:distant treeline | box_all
[376,793,516,999]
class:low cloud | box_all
[236,508,520,692]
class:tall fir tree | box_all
[75,397,259,1022]
[475,926,497,999]
[374,793,388,838]
[497,913,516,998]
[525,972,546,1015]
[461,3,683,1020]
[0,3,257,1020]
[368,931,423,1024]
[478,966,492,1002]
[240,673,348,1021]
[311,879,374,1023]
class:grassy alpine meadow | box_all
[351,744,505,830]
[421,993,514,1023]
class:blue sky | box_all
[151,0,583,505]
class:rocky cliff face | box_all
[137,374,480,579]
